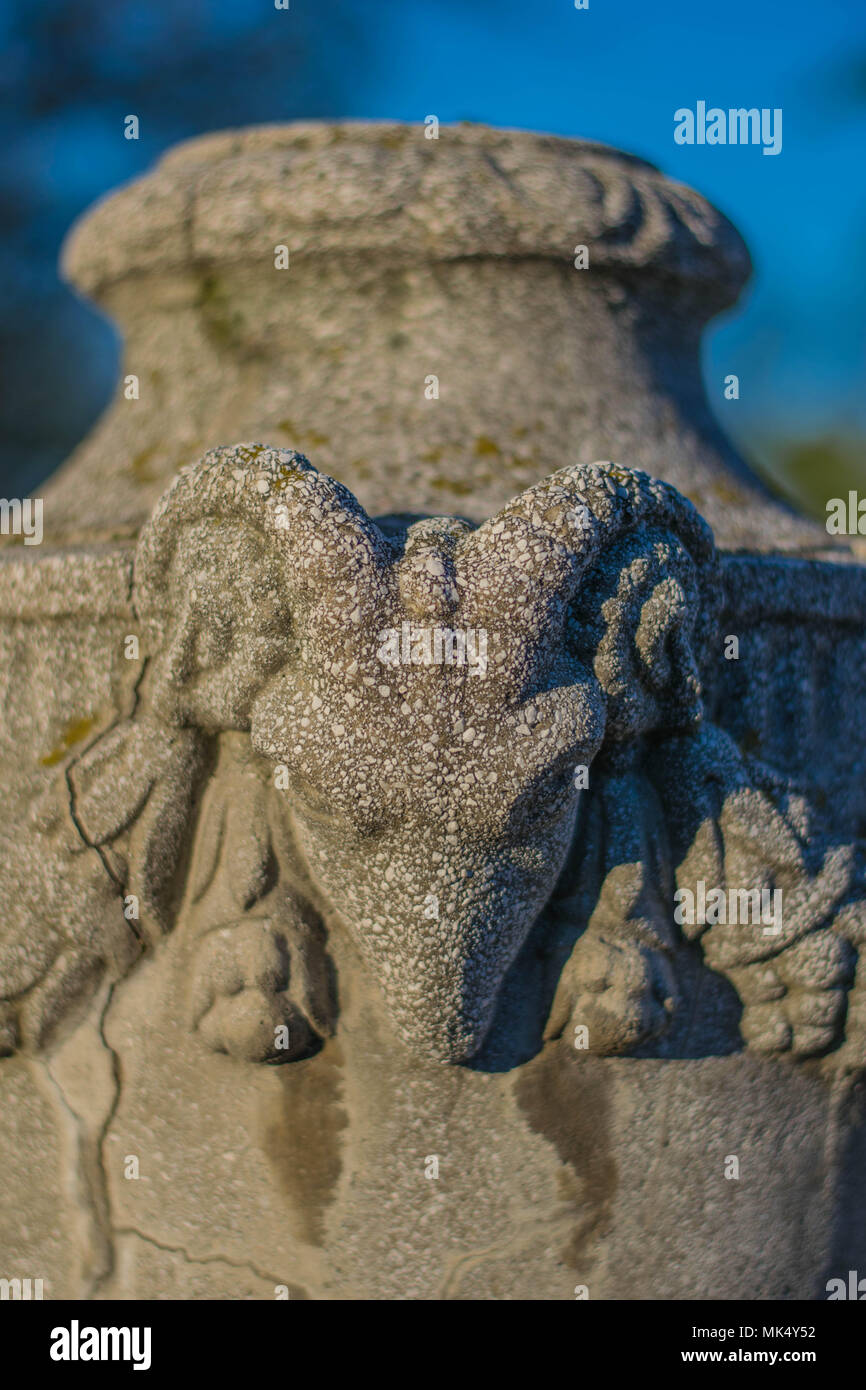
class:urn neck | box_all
[47,122,832,555]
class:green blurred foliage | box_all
[752,434,866,521]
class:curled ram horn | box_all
[134,443,393,639]
[457,460,714,625]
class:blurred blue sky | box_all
[1,0,864,494]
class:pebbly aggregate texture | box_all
[4,443,865,1072]
[2,124,866,1301]
[28,121,857,557]
[3,448,865,1300]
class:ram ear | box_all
[125,731,212,937]
[135,444,392,628]
[71,718,167,846]
[460,461,713,630]
[71,716,211,940]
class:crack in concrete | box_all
[86,983,126,1299]
[436,1206,578,1300]
[63,625,149,946]
[39,1037,117,1299]
[111,1226,307,1296]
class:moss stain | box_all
[712,480,745,505]
[131,446,159,484]
[277,420,330,449]
[378,128,411,149]
[196,273,246,352]
[40,715,96,767]
[431,477,474,497]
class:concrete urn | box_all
[2,122,866,1302]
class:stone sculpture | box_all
[4,442,863,1074]
[2,124,865,1300]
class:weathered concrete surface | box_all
[2,124,865,1302]
[37,121,853,556]
[89,918,854,1300]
